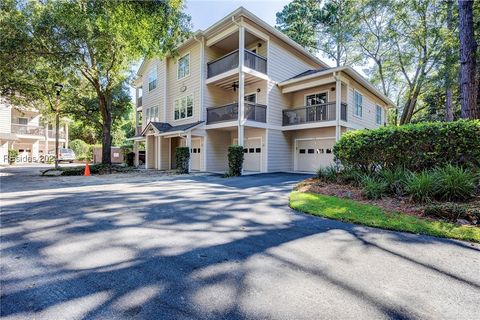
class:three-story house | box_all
[129,7,394,173]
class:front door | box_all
[190,138,202,171]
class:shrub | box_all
[7,149,18,164]
[175,147,190,174]
[406,171,436,203]
[70,139,92,161]
[334,120,480,172]
[380,167,410,196]
[227,145,244,176]
[433,165,477,201]
[361,175,388,199]
[424,203,479,224]
[126,152,135,167]
[338,166,364,186]
[316,165,338,183]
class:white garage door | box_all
[296,138,335,172]
[244,138,261,172]
[191,138,202,171]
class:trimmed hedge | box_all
[228,145,244,176]
[334,120,480,172]
[176,147,190,174]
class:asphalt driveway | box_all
[1,166,479,319]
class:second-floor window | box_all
[148,68,157,91]
[177,53,190,79]
[376,105,382,124]
[174,95,193,120]
[17,118,28,125]
[305,92,328,106]
[354,91,363,117]
[145,106,158,122]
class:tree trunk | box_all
[98,93,112,165]
[445,0,454,122]
[458,0,478,119]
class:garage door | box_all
[296,138,335,172]
[191,138,202,171]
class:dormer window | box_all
[177,53,190,79]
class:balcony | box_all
[282,102,348,126]
[48,130,66,139]
[207,49,267,79]
[136,125,143,135]
[137,97,142,108]
[11,124,45,136]
[206,102,267,125]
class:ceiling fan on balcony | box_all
[231,81,239,92]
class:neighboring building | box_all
[129,7,394,173]
[0,100,70,164]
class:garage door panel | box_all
[244,138,261,172]
[191,139,202,171]
[296,138,335,172]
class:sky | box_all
[183,0,291,30]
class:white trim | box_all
[176,52,191,81]
[293,136,336,171]
[168,137,172,170]
[205,68,239,84]
[173,94,194,122]
[206,24,239,47]
[353,89,363,118]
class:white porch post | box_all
[133,141,139,167]
[44,123,49,158]
[186,132,192,172]
[335,76,342,142]
[238,25,245,149]
[145,135,150,169]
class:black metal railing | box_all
[282,102,348,126]
[244,102,267,123]
[207,49,267,78]
[207,102,268,124]
[244,50,267,74]
[206,103,238,124]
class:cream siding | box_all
[0,103,11,133]
[267,39,319,126]
[267,129,293,172]
[206,130,231,172]
[141,59,165,127]
[166,42,202,125]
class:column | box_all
[186,132,192,172]
[133,141,139,167]
[65,123,69,148]
[335,77,342,141]
[237,25,245,148]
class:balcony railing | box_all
[282,102,348,126]
[137,97,142,107]
[11,124,45,136]
[207,49,267,78]
[206,102,267,124]
[48,130,66,139]
[244,102,267,123]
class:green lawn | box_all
[289,191,480,243]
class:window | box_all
[18,118,28,125]
[148,68,157,91]
[174,95,193,120]
[376,105,382,124]
[177,53,190,79]
[354,91,363,117]
[305,92,328,106]
[299,149,306,154]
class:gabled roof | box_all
[278,66,396,108]
[141,121,204,136]
[134,7,329,79]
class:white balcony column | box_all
[186,132,192,173]
[335,76,342,141]
[32,140,39,162]
[238,25,245,148]
[65,123,69,148]
[133,141,139,167]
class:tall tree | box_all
[458,0,478,119]
[1,0,190,164]
[276,0,321,52]
[391,0,444,124]
[444,0,456,121]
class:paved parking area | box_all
[1,165,479,319]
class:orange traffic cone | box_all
[84,160,91,176]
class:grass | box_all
[289,191,480,243]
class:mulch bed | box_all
[295,178,479,226]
